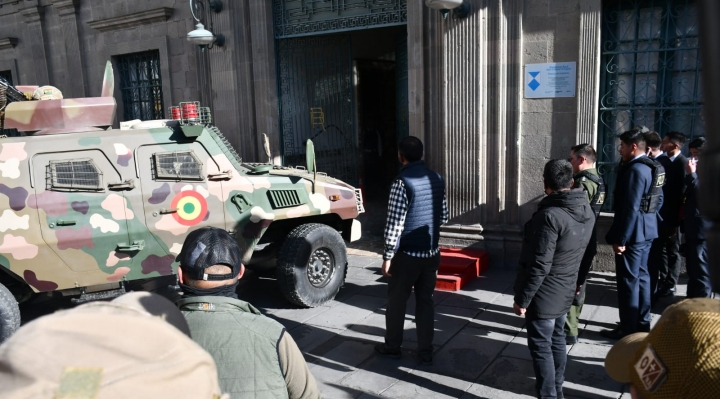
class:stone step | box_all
[435,248,489,291]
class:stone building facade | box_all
[0,0,703,269]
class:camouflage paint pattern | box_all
[0,125,361,293]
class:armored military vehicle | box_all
[0,62,363,341]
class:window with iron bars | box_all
[0,70,12,86]
[117,50,165,121]
[598,0,702,210]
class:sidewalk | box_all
[237,254,685,399]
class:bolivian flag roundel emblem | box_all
[171,191,208,226]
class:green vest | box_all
[177,296,289,399]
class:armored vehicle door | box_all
[135,142,226,258]
[31,151,132,272]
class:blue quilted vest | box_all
[397,160,445,254]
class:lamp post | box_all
[187,0,224,49]
[425,0,470,19]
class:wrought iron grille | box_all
[117,51,165,121]
[599,0,702,209]
[273,0,407,38]
[277,35,357,184]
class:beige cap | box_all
[0,292,228,399]
[605,298,720,399]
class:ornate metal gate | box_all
[599,0,702,208]
[277,35,357,184]
[273,0,407,39]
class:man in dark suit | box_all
[643,131,673,300]
[602,130,661,339]
[684,137,713,298]
[653,131,688,297]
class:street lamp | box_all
[187,0,225,49]
[425,0,470,19]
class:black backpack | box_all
[631,157,666,214]
[575,171,606,217]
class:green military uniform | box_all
[565,168,600,339]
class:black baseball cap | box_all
[176,227,242,281]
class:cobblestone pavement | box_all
[237,254,687,399]
[18,253,687,399]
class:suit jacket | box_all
[658,153,687,231]
[606,156,661,245]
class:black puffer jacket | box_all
[514,189,594,319]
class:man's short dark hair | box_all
[689,136,706,150]
[398,136,423,162]
[665,131,686,147]
[570,144,597,163]
[543,159,574,191]
[643,131,662,149]
[618,129,647,151]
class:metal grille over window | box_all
[117,50,165,121]
[153,151,204,181]
[49,159,103,191]
[599,0,702,209]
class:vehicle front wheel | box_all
[0,282,21,343]
[276,223,347,307]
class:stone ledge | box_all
[0,37,17,51]
[88,7,173,32]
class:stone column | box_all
[55,0,86,97]
[20,4,50,85]
[575,0,602,146]
[249,0,280,164]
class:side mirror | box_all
[306,139,316,174]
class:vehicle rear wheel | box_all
[276,223,347,307]
[0,282,21,343]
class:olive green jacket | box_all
[573,168,599,204]
[178,296,320,399]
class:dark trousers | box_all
[526,315,567,399]
[648,231,681,294]
[686,238,712,298]
[615,240,652,333]
[385,252,440,355]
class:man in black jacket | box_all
[514,159,594,399]
[653,131,688,297]
[684,137,713,298]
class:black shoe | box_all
[374,343,401,359]
[419,352,433,366]
[565,335,578,345]
[658,286,676,298]
[600,327,628,340]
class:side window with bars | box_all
[599,0,702,209]
[48,159,104,191]
[153,151,204,181]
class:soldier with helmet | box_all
[565,144,605,345]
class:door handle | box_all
[160,208,177,214]
[108,179,135,191]
[116,240,145,252]
[56,219,76,226]
[208,170,233,180]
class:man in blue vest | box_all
[602,130,661,339]
[175,227,320,399]
[375,136,448,365]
